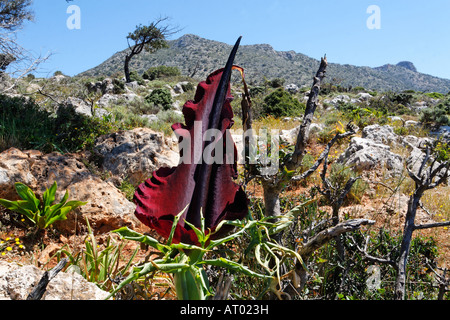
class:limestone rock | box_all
[0,148,137,234]
[86,78,115,95]
[357,92,373,102]
[323,94,350,107]
[337,137,404,175]
[405,120,419,127]
[93,128,179,186]
[406,145,449,183]
[0,148,37,200]
[97,93,119,108]
[362,124,400,146]
[173,81,190,94]
[402,135,433,150]
[284,84,299,94]
[280,123,323,145]
[61,97,92,117]
[0,261,109,300]
[125,81,139,90]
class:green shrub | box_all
[315,230,441,300]
[266,78,285,88]
[54,105,119,152]
[0,94,123,153]
[425,92,445,99]
[181,82,195,92]
[249,86,265,97]
[0,94,56,152]
[391,92,414,106]
[393,126,409,136]
[351,86,366,93]
[434,140,450,162]
[129,70,145,85]
[145,88,173,110]
[262,88,305,118]
[419,101,450,127]
[112,78,125,94]
[142,65,181,80]
[327,163,368,205]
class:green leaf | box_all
[42,182,57,208]
[174,266,209,300]
[201,257,273,280]
[167,205,188,246]
[171,242,207,252]
[255,244,272,273]
[136,260,189,276]
[59,190,70,205]
[183,219,206,246]
[112,227,169,253]
[44,206,71,228]
[65,200,88,209]
[207,220,257,250]
[14,183,39,212]
[0,199,29,217]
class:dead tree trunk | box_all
[259,57,328,221]
[394,149,450,300]
[27,258,68,300]
[292,219,375,292]
[286,57,328,171]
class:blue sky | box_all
[15,0,450,80]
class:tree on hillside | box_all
[0,0,33,31]
[124,17,178,83]
[0,0,33,71]
[0,0,49,92]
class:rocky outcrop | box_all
[59,97,109,118]
[337,137,404,175]
[337,124,448,184]
[0,148,37,200]
[61,97,92,117]
[361,124,400,146]
[280,123,324,145]
[0,261,109,300]
[93,128,179,186]
[86,78,115,95]
[0,148,137,234]
[284,84,299,94]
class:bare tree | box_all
[242,56,358,225]
[260,57,331,221]
[239,57,370,298]
[353,147,450,300]
[0,0,50,92]
[394,148,450,299]
[124,17,179,83]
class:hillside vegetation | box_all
[1,53,449,301]
[80,34,450,94]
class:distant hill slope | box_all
[79,34,450,93]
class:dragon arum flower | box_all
[134,37,248,245]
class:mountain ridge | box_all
[79,34,450,93]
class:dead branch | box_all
[27,258,69,300]
[426,261,449,300]
[291,219,375,291]
[286,56,328,171]
[292,125,357,182]
[352,235,397,269]
[298,219,375,258]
